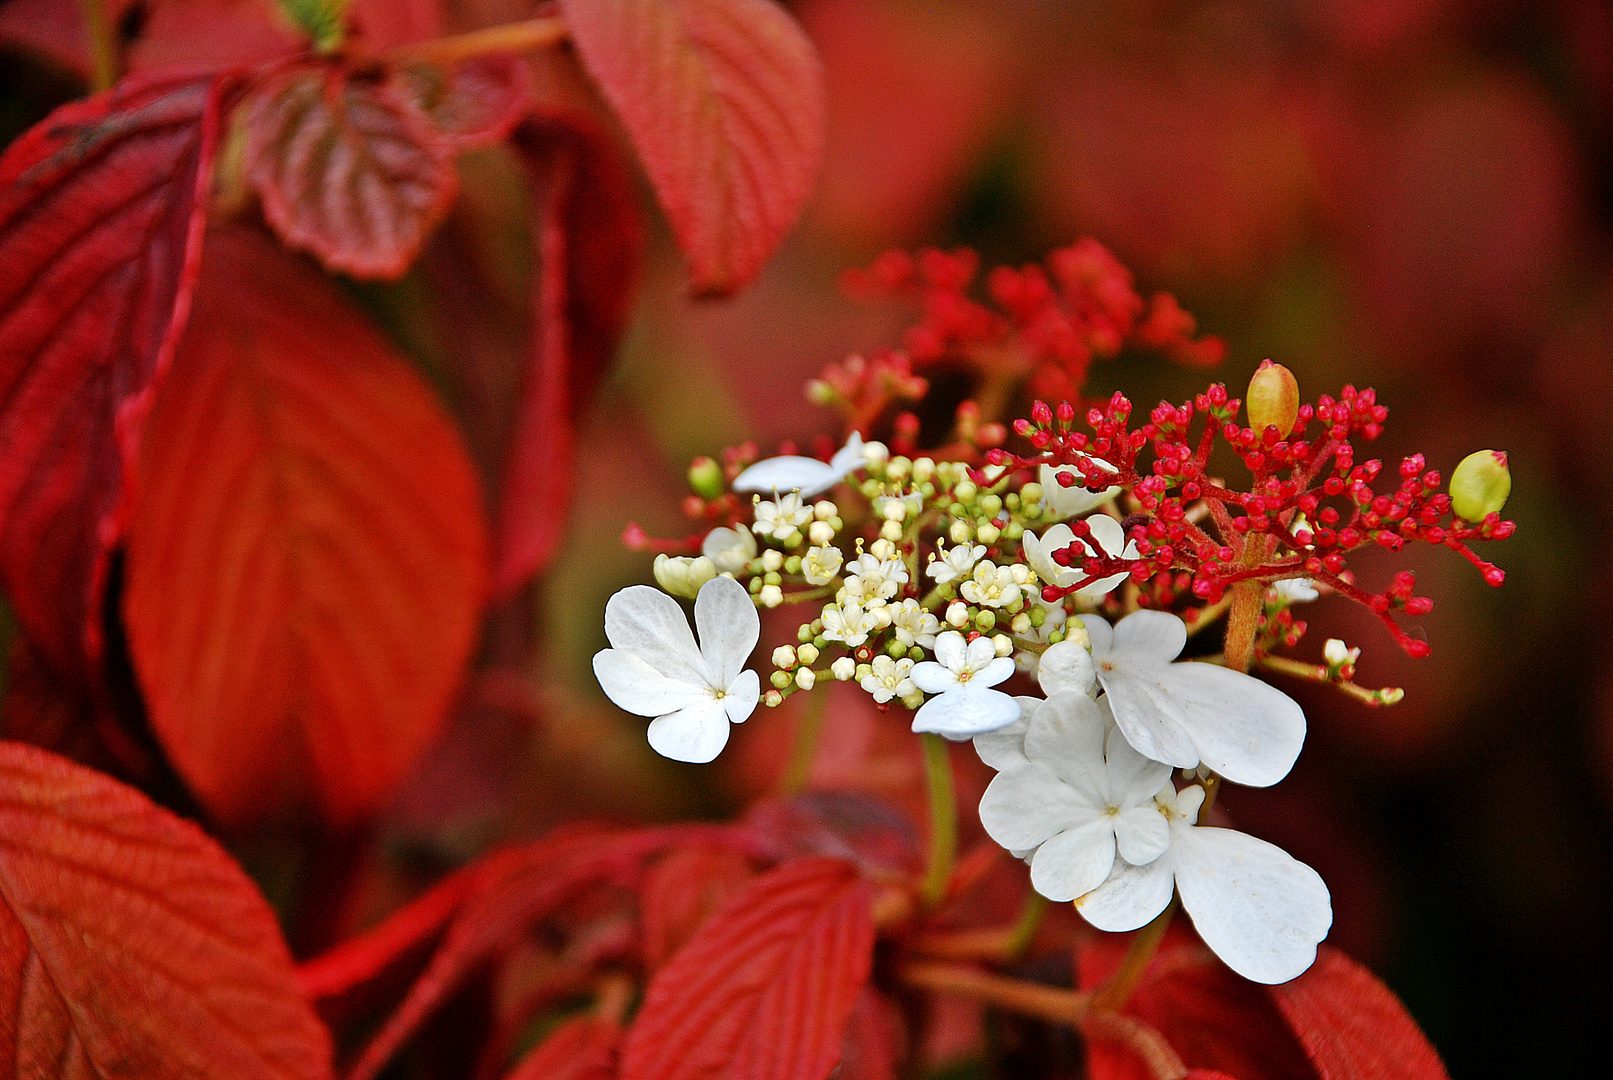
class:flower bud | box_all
[772,645,797,669]
[992,634,1013,657]
[759,584,784,607]
[831,657,856,681]
[761,549,784,572]
[1246,360,1299,437]
[808,520,835,545]
[797,642,820,665]
[976,523,1001,545]
[880,520,903,540]
[949,520,974,544]
[795,668,816,691]
[1449,450,1511,521]
[688,456,725,499]
[654,554,717,598]
[946,601,970,628]
[764,689,785,708]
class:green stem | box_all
[919,733,958,906]
[1092,897,1178,1011]
[779,689,828,794]
[79,0,117,91]
[1004,890,1048,959]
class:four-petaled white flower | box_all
[701,526,756,574]
[861,655,917,703]
[1080,611,1305,787]
[960,560,1032,608]
[733,432,866,498]
[1076,782,1332,985]
[842,553,908,604]
[979,693,1172,903]
[821,601,879,646]
[889,598,940,648]
[752,493,814,540]
[1021,514,1137,597]
[1271,577,1318,603]
[1040,460,1120,520]
[910,631,1020,738]
[802,545,843,586]
[593,577,760,764]
[926,541,986,585]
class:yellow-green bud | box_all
[1246,360,1299,437]
[654,554,717,598]
[1449,450,1511,521]
[954,480,979,503]
[688,456,725,499]
[797,642,820,665]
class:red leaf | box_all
[0,69,230,679]
[121,224,488,828]
[242,64,458,279]
[639,843,756,970]
[1269,948,1450,1080]
[400,56,534,151]
[492,116,641,594]
[834,988,905,1080]
[503,1015,621,1080]
[0,739,333,1078]
[558,0,824,296]
[619,857,875,1080]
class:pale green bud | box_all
[654,554,717,598]
[688,456,725,500]
[1449,450,1511,521]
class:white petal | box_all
[974,704,1035,770]
[694,576,760,687]
[964,634,997,670]
[593,650,710,717]
[646,700,733,763]
[732,456,838,495]
[1076,570,1131,599]
[978,764,1088,850]
[1076,613,1114,653]
[912,685,1022,738]
[1083,514,1127,558]
[1030,820,1120,902]
[1024,693,1108,794]
[1172,825,1332,984]
[1041,462,1120,519]
[1038,640,1097,697]
[975,655,1017,688]
[604,585,709,684]
[1113,804,1171,866]
[1023,525,1079,588]
[910,661,958,694]
[1101,719,1174,806]
[1153,663,1306,787]
[935,631,967,671]
[1110,609,1187,662]
[1075,851,1177,932]
[827,431,866,477]
[1093,666,1204,770]
[723,668,760,724]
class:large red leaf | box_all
[242,64,459,279]
[492,115,642,594]
[1269,948,1450,1080]
[122,225,488,828]
[619,857,875,1080]
[400,56,535,152]
[0,69,229,679]
[0,739,333,1078]
[504,1014,621,1080]
[558,0,824,296]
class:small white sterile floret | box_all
[960,560,1027,609]
[752,493,814,540]
[1075,782,1332,985]
[861,655,917,703]
[593,577,760,764]
[1021,514,1137,597]
[821,602,878,646]
[889,598,941,648]
[1040,460,1121,520]
[702,526,756,574]
[1080,611,1306,787]
[910,630,1021,738]
[802,545,843,586]
[733,432,866,498]
[927,541,986,585]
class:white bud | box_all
[946,601,970,628]
[653,554,718,598]
[1323,638,1351,667]
[831,657,856,681]
[882,499,907,522]
[797,642,820,665]
[795,668,816,691]
[761,549,784,572]
[992,633,1013,658]
[880,520,903,541]
[772,645,797,669]
[764,689,784,708]
[1011,612,1032,635]
[870,538,896,561]
[949,519,974,544]
[814,499,839,521]
[862,441,890,465]
[759,584,784,608]
[808,520,835,545]
[976,523,1001,545]
[913,457,935,483]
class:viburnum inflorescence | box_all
[600,240,1514,986]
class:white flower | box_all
[653,554,717,598]
[960,560,1031,608]
[593,577,760,763]
[843,553,908,603]
[889,598,940,648]
[1080,611,1305,787]
[1271,578,1319,603]
[860,655,917,703]
[821,601,879,646]
[926,541,986,585]
[979,693,1172,902]
[752,493,813,540]
[1021,515,1137,597]
[1040,460,1120,520]
[910,631,1020,738]
[733,431,866,498]
[702,526,756,574]
[802,545,843,586]
[1076,783,1332,985]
